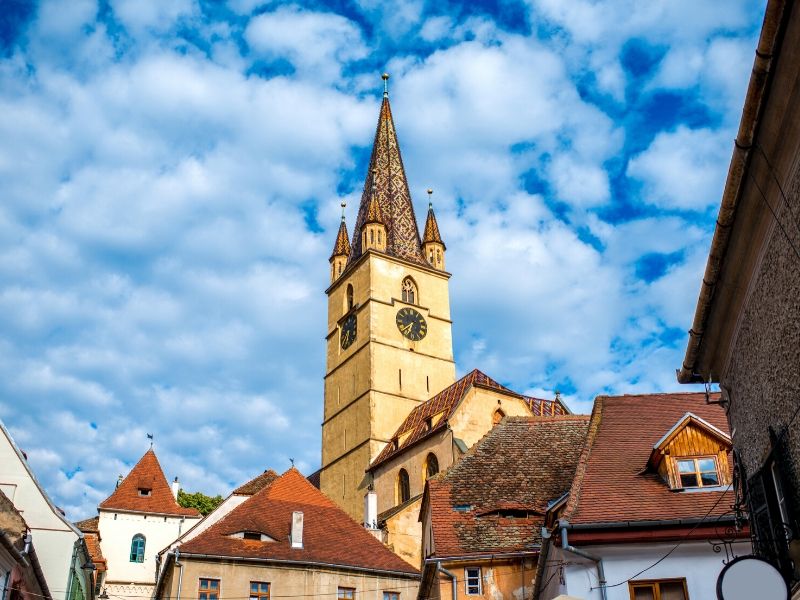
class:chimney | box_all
[171,477,180,499]
[290,511,303,549]
[364,491,378,529]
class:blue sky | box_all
[0,0,764,518]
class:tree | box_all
[177,489,223,516]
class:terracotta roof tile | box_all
[99,449,200,517]
[75,516,99,533]
[330,218,351,260]
[428,416,589,557]
[422,205,444,247]
[564,392,734,525]
[365,195,385,225]
[306,469,321,489]
[370,369,567,470]
[180,468,419,575]
[75,517,106,572]
[232,470,279,496]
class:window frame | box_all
[401,277,417,305]
[674,455,720,488]
[397,468,410,504]
[337,587,355,599]
[424,453,439,480]
[464,567,482,595]
[249,581,270,600]
[197,579,220,600]
[628,578,688,600]
[129,534,146,563]
[383,593,399,600]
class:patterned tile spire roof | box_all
[329,215,351,260]
[365,192,385,225]
[98,449,200,516]
[349,81,426,266]
[422,200,444,248]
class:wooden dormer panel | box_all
[653,420,732,489]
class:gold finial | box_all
[427,188,433,209]
[382,73,389,97]
[340,201,346,220]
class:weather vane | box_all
[340,201,346,220]
[146,433,154,448]
[382,73,389,97]
[427,188,433,209]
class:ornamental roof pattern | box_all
[427,416,589,557]
[365,194,385,225]
[98,449,200,517]
[330,218,351,260]
[563,392,734,526]
[349,96,426,266]
[422,205,444,247]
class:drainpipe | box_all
[175,550,184,600]
[437,562,457,600]
[559,520,607,600]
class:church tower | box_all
[321,76,456,519]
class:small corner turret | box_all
[423,189,446,270]
[330,202,351,283]
[362,170,387,253]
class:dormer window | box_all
[676,457,719,488]
[230,531,274,542]
[138,488,151,497]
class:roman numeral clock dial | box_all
[340,314,357,349]
[396,308,427,341]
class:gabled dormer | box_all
[649,412,732,490]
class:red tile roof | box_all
[370,369,567,471]
[99,449,200,517]
[564,392,734,525]
[75,517,106,573]
[232,470,279,496]
[427,416,589,558]
[179,468,419,575]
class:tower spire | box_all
[349,74,426,267]
[422,189,446,270]
[330,202,351,282]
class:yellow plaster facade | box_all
[156,556,418,600]
[320,250,456,519]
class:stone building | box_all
[677,0,800,591]
[418,415,588,600]
[153,468,420,600]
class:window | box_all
[337,588,355,599]
[346,284,354,311]
[243,532,261,541]
[137,488,151,497]
[397,469,410,504]
[129,534,145,563]
[198,579,219,600]
[629,579,687,600]
[250,582,270,600]
[383,593,399,600]
[425,453,439,479]
[401,277,417,304]
[493,409,506,426]
[676,456,719,488]
[465,568,481,595]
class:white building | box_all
[533,393,752,600]
[0,421,95,600]
[93,449,201,599]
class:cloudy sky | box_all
[0,0,765,519]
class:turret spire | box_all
[330,202,351,282]
[422,189,446,270]
[349,75,426,267]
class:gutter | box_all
[0,531,52,600]
[424,551,539,563]
[531,528,552,600]
[436,563,457,600]
[564,515,738,530]
[559,520,608,600]
[176,552,420,579]
[678,0,789,384]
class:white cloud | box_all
[627,126,730,210]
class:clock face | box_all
[396,307,427,341]
[340,314,357,349]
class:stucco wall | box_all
[427,559,535,600]
[159,557,419,600]
[98,510,199,585]
[547,540,750,600]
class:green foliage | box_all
[177,489,224,516]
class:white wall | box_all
[0,424,83,600]
[548,540,751,600]
[98,510,199,585]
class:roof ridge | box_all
[562,397,605,520]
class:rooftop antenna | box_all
[427,188,433,209]
[382,72,389,98]
[146,433,154,448]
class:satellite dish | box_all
[717,555,789,600]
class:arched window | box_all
[425,453,439,479]
[346,284,354,311]
[493,409,506,426]
[129,534,145,563]
[401,277,417,305]
[397,468,410,504]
